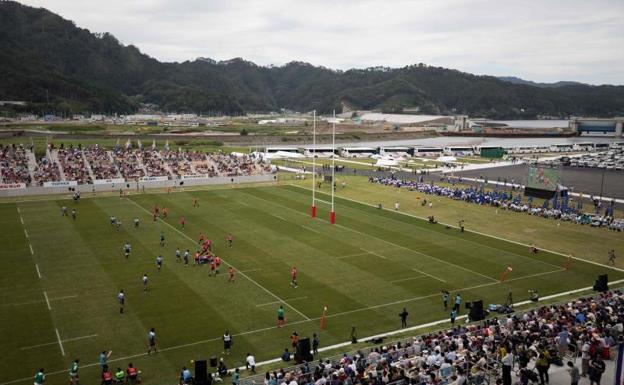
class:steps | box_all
[26,150,37,183]
[106,151,123,179]
[81,151,96,181]
[49,149,66,180]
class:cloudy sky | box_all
[21,0,624,85]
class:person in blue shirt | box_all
[454,294,462,311]
[450,309,458,325]
[180,366,192,384]
[281,348,291,362]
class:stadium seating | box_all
[3,143,274,186]
[241,290,623,385]
[84,145,119,180]
[56,147,92,185]
[0,144,32,184]
[32,156,61,186]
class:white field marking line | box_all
[305,186,560,272]
[333,221,498,282]
[336,251,371,259]
[4,276,620,385]
[332,195,562,271]
[4,294,78,307]
[289,184,624,274]
[301,224,320,234]
[369,251,388,260]
[23,228,28,238]
[240,268,262,273]
[16,207,20,214]
[35,263,41,278]
[315,198,332,205]
[412,268,447,283]
[29,243,34,255]
[256,296,308,307]
[237,200,250,207]
[126,198,311,321]
[389,276,427,284]
[271,214,288,221]
[20,334,98,350]
[322,267,568,320]
[55,328,65,356]
[253,187,497,282]
[19,215,24,225]
[43,291,51,310]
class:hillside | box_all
[1,1,624,118]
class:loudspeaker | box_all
[594,274,608,292]
[295,338,313,363]
[468,300,485,321]
[210,356,218,368]
[195,360,208,385]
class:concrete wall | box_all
[0,173,277,198]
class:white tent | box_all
[375,158,399,167]
[436,156,457,162]
[264,151,305,159]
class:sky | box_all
[20,0,624,85]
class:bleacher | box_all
[0,143,273,187]
[238,290,622,385]
[0,144,32,185]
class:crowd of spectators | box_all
[0,144,32,184]
[1,144,274,186]
[111,149,146,179]
[56,147,92,185]
[141,149,170,177]
[32,156,61,186]
[368,176,623,231]
[84,145,119,180]
[162,150,201,177]
[211,153,272,177]
[236,290,622,385]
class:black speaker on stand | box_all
[468,300,485,321]
[295,338,313,363]
[195,360,208,385]
[594,274,608,292]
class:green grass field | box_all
[2,183,623,385]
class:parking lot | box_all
[456,164,624,199]
[548,148,624,170]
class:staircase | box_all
[135,152,149,176]
[154,151,175,177]
[49,149,66,180]
[106,151,123,179]
[26,150,38,183]
[81,151,96,181]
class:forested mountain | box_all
[1,1,623,118]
